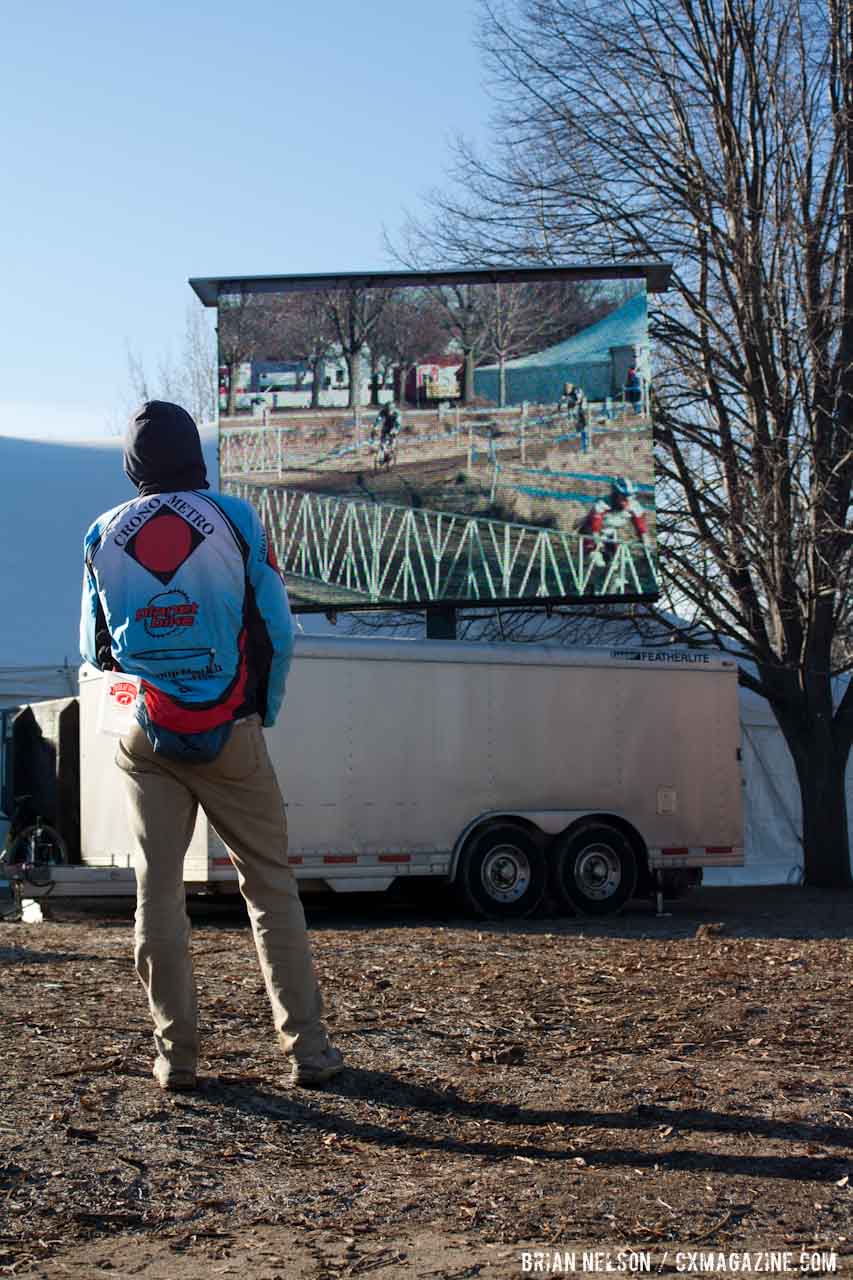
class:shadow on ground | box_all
[193,1067,853,1182]
[40,884,853,941]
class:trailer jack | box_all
[654,869,672,918]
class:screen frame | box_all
[191,263,671,617]
[190,262,671,306]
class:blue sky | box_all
[1,0,490,439]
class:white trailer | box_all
[7,638,744,918]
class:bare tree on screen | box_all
[429,283,492,404]
[482,281,566,405]
[322,286,390,409]
[217,291,270,418]
[262,292,337,409]
[369,290,448,405]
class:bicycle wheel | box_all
[6,822,68,868]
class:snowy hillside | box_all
[0,431,218,701]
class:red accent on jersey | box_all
[141,632,250,731]
[134,513,194,574]
[581,509,605,554]
[632,512,648,537]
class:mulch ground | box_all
[2,885,853,1278]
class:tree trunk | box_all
[369,353,380,407]
[346,352,360,409]
[781,712,853,887]
[311,357,323,409]
[227,362,239,418]
[463,350,475,403]
[498,356,507,408]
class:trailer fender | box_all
[450,809,608,881]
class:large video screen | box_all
[212,269,658,612]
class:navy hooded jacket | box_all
[80,401,294,735]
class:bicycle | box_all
[372,429,399,473]
[1,794,68,877]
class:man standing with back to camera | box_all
[80,400,343,1091]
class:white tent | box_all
[0,431,219,708]
[706,683,809,888]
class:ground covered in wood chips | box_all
[2,886,853,1279]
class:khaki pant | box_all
[115,716,328,1074]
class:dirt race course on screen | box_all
[3,886,852,1279]
[216,272,659,611]
[224,406,656,610]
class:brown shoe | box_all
[289,1046,344,1088]
[153,1060,198,1092]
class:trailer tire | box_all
[549,822,637,916]
[457,823,546,919]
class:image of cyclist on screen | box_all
[578,477,650,568]
[372,401,402,471]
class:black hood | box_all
[123,400,210,496]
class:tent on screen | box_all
[474,290,649,406]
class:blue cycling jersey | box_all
[80,489,293,733]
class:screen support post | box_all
[426,606,456,640]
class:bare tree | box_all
[482,280,564,404]
[432,283,492,403]
[217,291,270,417]
[263,292,337,409]
[388,222,623,398]
[125,305,217,426]
[182,304,218,425]
[389,0,853,886]
[369,290,448,405]
[322,286,390,409]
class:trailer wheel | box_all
[549,822,638,916]
[457,824,546,919]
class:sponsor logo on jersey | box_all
[136,589,199,637]
[121,505,210,585]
